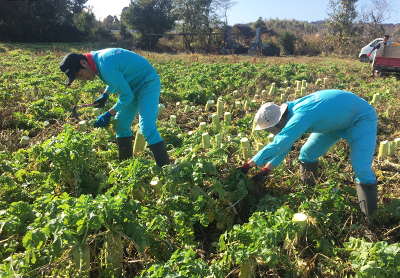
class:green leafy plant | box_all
[2,44,400,277]
[345,238,400,277]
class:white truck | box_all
[359,37,400,76]
[359,38,384,62]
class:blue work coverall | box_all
[91,48,162,145]
[252,90,378,184]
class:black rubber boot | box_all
[117,136,133,161]
[299,161,318,187]
[356,181,378,218]
[149,140,170,167]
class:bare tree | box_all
[360,0,393,39]
[212,0,238,25]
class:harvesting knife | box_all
[72,103,95,121]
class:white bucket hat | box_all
[254,102,288,130]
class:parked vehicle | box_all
[373,44,400,76]
[359,38,383,62]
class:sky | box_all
[85,0,400,25]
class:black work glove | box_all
[251,167,271,183]
[236,161,252,175]
[93,92,109,108]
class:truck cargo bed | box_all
[371,44,400,75]
[374,57,400,68]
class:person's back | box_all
[92,48,159,95]
[286,90,375,134]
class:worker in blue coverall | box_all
[237,89,378,219]
[59,48,170,166]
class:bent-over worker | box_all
[59,48,170,167]
[237,89,378,219]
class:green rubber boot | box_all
[299,161,318,187]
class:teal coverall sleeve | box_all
[101,67,134,112]
[252,113,312,167]
[92,48,159,112]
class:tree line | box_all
[0,0,398,56]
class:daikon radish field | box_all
[2,43,400,277]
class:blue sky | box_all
[86,0,400,25]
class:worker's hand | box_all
[236,161,252,175]
[367,53,371,58]
[93,92,109,108]
[94,111,112,127]
[251,167,271,183]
